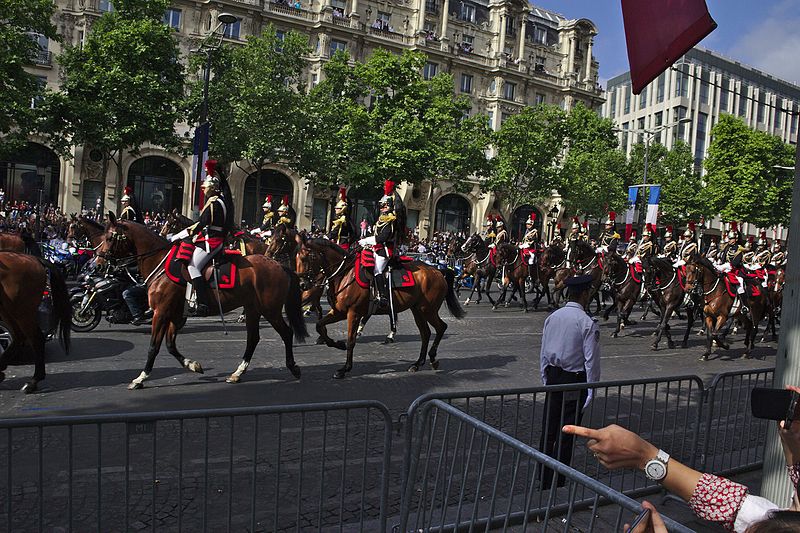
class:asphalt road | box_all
[0,298,775,418]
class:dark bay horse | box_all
[266,223,298,270]
[99,215,307,389]
[459,233,497,306]
[601,253,642,338]
[647,258,701,350]
[550,240,602,311]
[294,233,326,321]
[534,244,566,308]
[684,254,769,360]
[493,244,530,312]
[300,238,465,378]
[0,254,71,393]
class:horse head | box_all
[683,253,710,296]
[461,233,484,254]
[99,212,136,260]
[602,252,623,282]
[266,223,298,259]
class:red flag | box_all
[621,0,717,94]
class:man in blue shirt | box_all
[538,274,601,488]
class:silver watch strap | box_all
[656,449,670,464]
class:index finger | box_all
[562,425,602,439]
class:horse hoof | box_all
[430,360,440,370]
[289,365,301,379]
[464,299,470,305]
[383,337,395,344]
[523,308,529,313]
[334,341,347,351]
[0,371,5,384]
[21,382,37,394]
[128,381,144,390]
[315,336,325,345]
[610,332,618,338]
[333,369,347,379]
[681,342,688,349]
[650,344,658,351]
[187,360,204,374]
[226,375,240,384]
[491,306,498,311]
[699,355,709,361]
[407,365,419,373]
[667,342,675,349]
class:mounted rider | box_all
[170,159,233,315]
[771,240,786,268]
[261,194,276,231]
[483,215,496,242]
[752,231,771,267]
[358,180,404,305]
[328,187,355,250]
[624,230,638,262]
[119,186,142,223]
[674,222,698,267]
[276,195,296,229]
[519,213,539,265]
[596,212,620,255]
[492,215,509,247]
[566,217,581,267]
[713,222,749,313]
[660,226,678,261]
[705,237,719,262]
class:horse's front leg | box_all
[333,309,360,379]
[701,315,714,361]
[129,311,170,390]
[408,308,431,372]
[165,320,203,374]
[227,308,260,383]
[317,309,347,351]
[518,280,529,313]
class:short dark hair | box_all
[746,511,800,532]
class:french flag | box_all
[191,122,210,214]
[625,185,661,241]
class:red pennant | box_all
[622,0,717,94]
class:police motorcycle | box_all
[69,260,139,332]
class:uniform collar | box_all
[565,302,584,310]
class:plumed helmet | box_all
[772,239,782,252]
[727,221,739,239]
[642,223,653,237]
[202,175,220,191]
[496,216,504,227]
[683,221,695,238]
[204,159,218,178]
[665,225,673,238]
[605,211,616,226]
[124,186,134,197]
[278,195,290,213]
[484,215,493,227]
[571,216,580,230]
[262,194,273,209]
[526,213,536,225]
[121,194,131,202]
[379,180,396,209]
[335,187,348,211]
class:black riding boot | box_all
[739,288,750,315]
[375,272,389,305]
[192,276,212,317]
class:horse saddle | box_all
[354,249,416,290]
[165,242,241,289]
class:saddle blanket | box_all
[629,263,643,284]
[355,249,416,290]
[723,271,761,298]
[165,242,241,289]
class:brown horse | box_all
[763,267,784,342]
[299,237,465,378]
[294,233,326,321]
[159,209,268,256]
[684,254,768,360]
[550,240,602,311]
[98,214,307,389]
[493,244,530,312]
[534,244,566,308]
[266,223,298,270]
[0,253,71,393]
[601,252,642,338]
[647,258,701,350]
[459,233,497,306]
[67,216,106,248]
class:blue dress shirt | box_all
[540,302,601,389]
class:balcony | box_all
[367,26,405,42]
[267,1,313,20]
[32,50,52,66]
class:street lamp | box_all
[190,12,236,215]
[548,205,559,242]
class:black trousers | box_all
[538,366,588,488]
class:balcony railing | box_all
[267,1,313,20]
[367,26,405,42]
[32,50,52,66]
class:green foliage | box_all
[704,114,794,227]
[487,104,567,210]
[51,0,184,159]
[0,0,59,155]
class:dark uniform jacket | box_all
[599,230,619,253]
[373,213,396,255]
[189,195,228,241]
[119,205,138,221]
[329,215,355,246]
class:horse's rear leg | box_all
[518,282,529,313]
[408,308,431,372]
[700,315,714,361]
[129,312,170,390]
[333,309,360,379]
[425,308,448,370]
[21,321,46,394]
[165,321,203,375]
[265,309,301,379]
[682,308,694,349]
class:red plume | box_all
[339,187,347,202]
[266,194,272,204]
[730,221,738,232]
[204,159,218,177]
[124,186,133,196]
[583,218,588,229]
[573,216,580,223]
[631,230,637,238]
[383,180,396,197]
[646,223,654,232]
[748,235,754,243]
[609,211,616,221]
[688,221,696,231]
[667,225,673,233]
[557,223,562,230]
[760,230,767,239]
[529,213,536,222]
[282,195,289,205]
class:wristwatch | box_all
[644,449,670,481]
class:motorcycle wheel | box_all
[71,301,102,332]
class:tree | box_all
[486,104,567,211]
[704,114,794,228]
[557,103,628,220]
[0,0,59,155]
[50,0,184,207]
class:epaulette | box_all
[378,213,396,223]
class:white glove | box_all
[250,228,260,235]
[488,243,496,249]
[170,228,190,242]
[359,236,376,247]
[519,243,530,249]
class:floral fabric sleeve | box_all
[788,462,800,489]
[687,473,748,531]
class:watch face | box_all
[646,461,666,480]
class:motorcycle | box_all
[69,265,138,332]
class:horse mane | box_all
[306,238,347,256]
[573,239,594,257]
[650,257,674,273]
[79,216,105,232]
[691,253,717,274]
[113,220,169,245]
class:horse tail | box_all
[44,260,71,354]
[283,268,309,343]
[443,268,466,319]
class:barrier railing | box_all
[0,400,393,533]
[397,400,694,532]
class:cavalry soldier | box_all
[358,180,400,304]
[170,159,232,315]
[519,213,539,265]
[261,195,275,232]
[661,226,678,261]
[119,186,142,223]
[328,187,355,250]
[483,215,496,242]
[624,231,637,261]
[718,222,739,261]
[772,240,786,268]
[713,225,749,312]
[753,231,771,267]
[276,195,296,228]
[674,222,698,267]
[630,224,655,264]
[580,218,590,242]
[705,237,719,262]
[596,212,620,255]
[491,216,509,248]
[551,223,564,247]
[566,217,581,267]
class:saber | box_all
[211,262,227,335]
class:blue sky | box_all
[531,0,800,87]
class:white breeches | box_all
[736,276,745,294]
[188,245,217,279]
[374,254,389,275]
[527,254,535,265]
[628,257,641,265]
[714,262,731,273]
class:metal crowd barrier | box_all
[397,400,694,533]
[0,400,393,533]
[402,375,706,504]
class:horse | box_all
[98,214,308,389]
[299,237,465,378]
[159,209,268,256]
[67,215,106,248]
[601,252,642,338]
[294,233,326,322]
[762,266,784,342]
[534,244,566,308]
[0,231,40,256]
[459,233,497,306]
[493,243,531,312]
[266,223,298,270]
[550,240,602,311]
[647,257,699,350]
[0,253,71,393]
[684,254,769,360]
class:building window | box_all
[98,0,114,12]
[621,122,629,151]
[694,112,708,167]
[775,101,782,130]
[535,92,545,105]
[534,55,545,72]
[331,0,345,16]
[505,16,515,37]
[310,72,319,87]
[699,72,709,104]
[719,76,729,111]
[459,3,475,23]
[30,76,47,108]
[791,109,798,138]
[163,8,181,30]
[738,83,749,117]
[329,39,347,56]
[425,0,438,14]
[757,91,766,123]
[674,106,688,142]
[489,79,496,94]
[487,110,494,130]
[656,73,665,103]
[674,65,688,98]
[534,26,546,44]
[501,112,512,125]
[639,87,647,109]
[223,18,241,39]
[623,88,631,114]
[503,81,515,100]
[423,62,438,80]
[460,73,473,94]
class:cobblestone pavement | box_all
[0,302,775,531]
